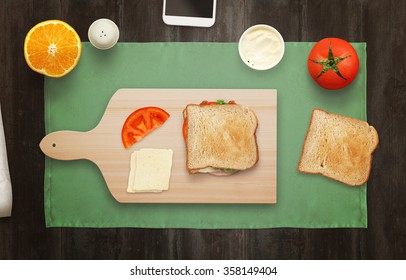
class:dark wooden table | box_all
[1,0,405,259]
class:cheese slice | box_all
[127,148,173,193]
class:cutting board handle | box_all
[40,130,94,161]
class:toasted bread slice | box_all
[298,109,379,186]
[184,103,259,173]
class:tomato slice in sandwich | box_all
[121,107,170,148]
[182,117,189,142]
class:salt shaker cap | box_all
[88,18,119,50]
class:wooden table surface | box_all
[1,0,405,259]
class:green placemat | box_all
[44,42,367,228]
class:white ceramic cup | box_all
[238,24,285,71]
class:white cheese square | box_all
[127,149,173,193]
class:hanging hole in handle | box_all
[52,143,56,147]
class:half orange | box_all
[24,20,82,78]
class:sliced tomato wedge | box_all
[121,107,170,148]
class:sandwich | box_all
[183,100,259,176]
[298,108,379,186]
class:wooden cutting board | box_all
[40,88,277,203]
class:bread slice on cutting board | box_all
[184,103,259,174]
[298,109,379,186]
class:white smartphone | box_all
[162,0,217,27]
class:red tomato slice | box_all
[121,107,170,148]
[199,101,217,106]
[182,118,188,141]
[308,38,359,90]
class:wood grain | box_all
[1,0,406,260]
[40,89,277,203]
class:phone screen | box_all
[165,0,214,18]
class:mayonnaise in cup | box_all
[238,24,285,70]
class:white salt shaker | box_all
[0,105,12,218]
[88,19,119,50]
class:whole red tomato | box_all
[308,38,359,90]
